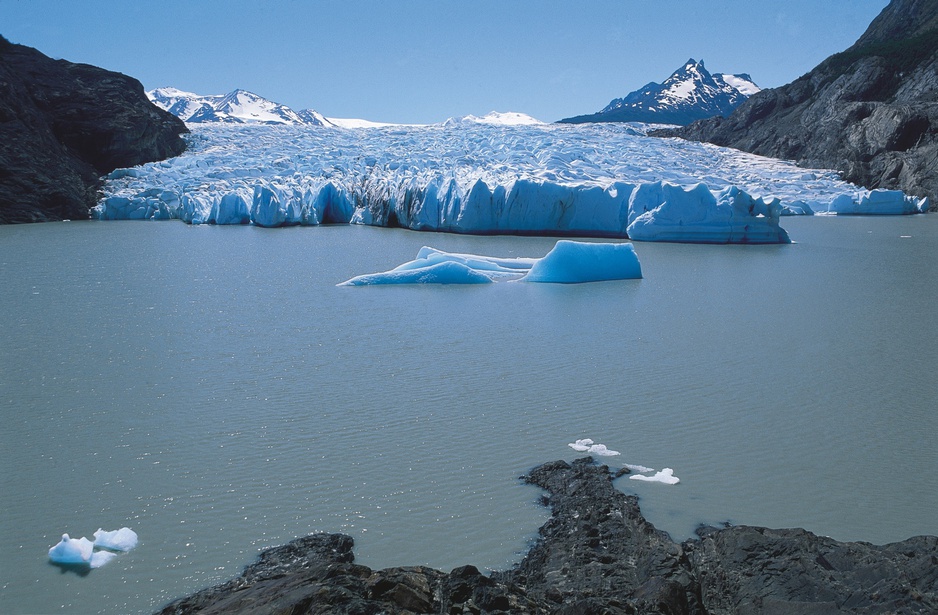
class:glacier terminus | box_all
[96,120,929,244]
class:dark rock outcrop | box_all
[156,458,938,614]
[658,0,938,205]
[0,35,188,223]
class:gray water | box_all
[1,216,937,614]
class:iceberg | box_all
[48,527,138,569]
[93,527,138,552]
[819,190,929,215]
[95,122,922,243]
[567,438,621,456]
[630,468,681,485]
[339,241,642,286]
[48,534,94,565]
[339,261,496,286]
[626,184,790,244]
[519,240,641,283]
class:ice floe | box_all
[338,241,642,286]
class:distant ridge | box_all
[560,59,759,126]
[147,87,333,127]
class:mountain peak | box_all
[147,87,333,127]
[559,59,759,126]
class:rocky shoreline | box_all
[156,458,938,614]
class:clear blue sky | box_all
[1,0,888,124]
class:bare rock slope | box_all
[660,0,938,205]
[0,36,188,223]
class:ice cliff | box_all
[96,121,925,244]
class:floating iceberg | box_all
[48,527,138,569]
[338,241,642,286]
[95,122,922,243]
[93,527,138,552]
[48,534,94,565]
[340,260,496,286]
[567,438,621,456]
[630,468,681,485]
[520,240,642,283]
[817,190,929,215]
[623,463,655,474]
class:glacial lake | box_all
[2,215,937,614]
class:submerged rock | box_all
[0,36,188,223]
[156,458,938,614]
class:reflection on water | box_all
[1,216,936,614]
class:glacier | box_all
[338,241,642,286]
[96,122,926,243]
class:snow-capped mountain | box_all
[560,59,759,126]
[442,111,544,126]
[147,87,333,127]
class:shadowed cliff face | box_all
[154,458,938,615]
[660,0,938,206]
[0,36,188,223]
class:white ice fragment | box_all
[90,550,118,568]
[587,444,621,456]
[93,527,138,552]
[568,438,620,455]
[630,468,681,485]
[48,534,94,565]
[568,438,594,452]
[623,463,655,473]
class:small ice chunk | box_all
[568,438,620,455]
[568,438,594,452]
[623,463,655,473]
[90,550,118,569]
[93,527,138,552]
[587,444,620,456]
[48,534,94,565]
[630,468,680,485]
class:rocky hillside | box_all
[0,36,188,223]
[661,0,938,205]
[156,458,938,615]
